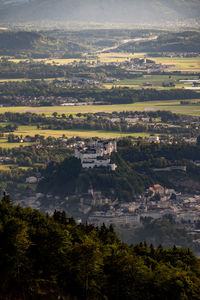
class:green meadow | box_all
[14,126,151,139]
[98,53,200,73]
[0,99,199,148]
[0,100,200,116]
[104,74,198,89]
[0,127,150,149]
[148,57,200,73]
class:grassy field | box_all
[0,100,200,116]
[148,57,200,73]
[104,74,197,89]
[8,53,138,65]
[0,78,32,82]
[9,58,81,65]
[0,137,32,148]
[0,99,199,147]
[13,126,151,139]
[0,77,66,83]
[0,164,13,171]
[98,52,200,72]
[97,52,144,63]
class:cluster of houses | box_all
[7,134,40,144]
[67,56,168,73]
[54,78,100,87]
[163,52,200,58]
[2,95,80,107]
[75,139,117,170]
[88,183,200,229]
[94,112,154,123]
[79,185,112,214]
[121,58,169,73]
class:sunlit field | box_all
[104,74,198,89]
[97,52,145,62]
[0,99,200,116]
[148,57,200,72]
[8,53,145,65]
[13,126,151,139]
[0,136,32,148]
[0,77,65,83]
[0,127,151,148]
[97,53,200,72]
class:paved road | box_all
[94,35,158,54]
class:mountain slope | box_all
[0,0,199,24]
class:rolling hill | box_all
[0,0,199,24]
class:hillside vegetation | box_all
[0,31,87,58]
[0,0,200,23]
[1,198,200,299]
[117,31,200,53]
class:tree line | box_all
[0,198,200,300]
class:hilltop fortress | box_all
[75,139,117,170]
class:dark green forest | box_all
[0,80,199,106]
[37,140,200,199]
[117,31,200,53]
[1,197,200,300]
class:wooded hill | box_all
[0,0,199,24]
[0,31,87,58]
[117,31,200,53]
[38,140,200,199]
[1,197,200,300]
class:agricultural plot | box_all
[97,52,142,63]
[0,136,32,148]
[96,53,200,73]
[7,52,144,65]
[147,57,200,73]
[0,98,200,148]
[13,126,151,139]
[104,74,198,89]
[0,77,66,83]
[0,100,200,116]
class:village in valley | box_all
[0,23,199,250]
[7,131,199,250]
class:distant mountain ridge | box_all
[0,0,199,24]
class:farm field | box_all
[8,53,140,65]
[97,52,144,62]
[5,52,200,73]
[0,128,151,148]
[97,52,200,72]
[9,58,81,65]
[0,100,200,116]
[0,78,31,82]
[147,56,200,73]
[104,74,198,89]
[0,77,66,83]
[0,136,32,148]
[13,126,151,139]
[0,164,14,171]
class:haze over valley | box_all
[0,0,200,25]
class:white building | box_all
[75,139,117,170]
[26,176,38,184]
[148,136,160,143]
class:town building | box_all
[75,139,117,170]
